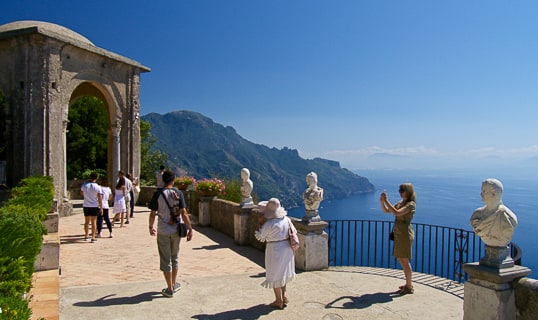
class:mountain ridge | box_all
[142,110,375,208]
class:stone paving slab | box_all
[57,203,464,320]
[60,269,463,320]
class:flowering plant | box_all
[195,178,225,195]
[174,176,196,189]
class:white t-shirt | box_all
[81,182,102,208]
[101,186,112,209]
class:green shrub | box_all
[0,257,32,297]
[220,179,241,203]
[220,179,258,204]
[79,168,107,180]
[0,175,53,320]
[6,176,54,221]
[0,206,44,278]
[0,294,32,320]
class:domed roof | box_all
[0,20,94,46]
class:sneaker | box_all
[161,288,174,298]
[125,220,130,224]
[84,237,90,241]
[109,233,114,238]
[91,238,97,243]
[173,282,181,292]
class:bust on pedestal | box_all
[463,178,530,320]
[293,171,328,271]
[239,168,254,208]
[302,172,324,222]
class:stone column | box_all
[463,246,531,320]
[112,124,121,183]
[234,207,251,245]
[198,195,214,226]
[292,217,328,271]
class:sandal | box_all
[283,297,289,304]
[397,286,414,294]
[269,301,284,309]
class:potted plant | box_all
[195,178,225,197]
[174,176,196,190]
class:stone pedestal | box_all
[293,218,328,271]
[240,196,254,208]
[302,210,321,222]
[198,196,214,226]
[480,245,514,269]
[463,263,531,320]
[234,208,250,245]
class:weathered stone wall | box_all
[205,198,266,250]
[209,199,240,238]
[515,277,538,320]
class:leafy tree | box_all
[139,120,167,185]
[66,96,108,179]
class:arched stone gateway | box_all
[0,21,150,215]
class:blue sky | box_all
[3,1,538,171]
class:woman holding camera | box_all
[380,182,416,294]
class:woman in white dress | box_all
[113,177,127,228]
[255,198,296,309]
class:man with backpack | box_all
[148,170,193,297]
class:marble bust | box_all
[303,171,323,212]
[470,178,518,248]
[240,168,254,208]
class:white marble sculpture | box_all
[470,178,518,268]
[302,171,324,221]
[240,168,254,208]
[470,178,518,247]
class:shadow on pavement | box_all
[325,292,397,310]
[73,291,163,307]
[191,303,278,320]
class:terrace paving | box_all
[31,202,464,319]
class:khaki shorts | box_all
[157,232,180,272]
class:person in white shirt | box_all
[80,172,103,243]
[156,165,165,188]
[118,171,132,224]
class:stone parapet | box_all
[515,277,538,320]
[463,262,532,320]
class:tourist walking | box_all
[255,198,297,309]
[113,177,127,228]
[127,173,137,218]
[80,172,103,243]
[97,177,113,238]
[156,165,165,188]
[380,183,416,294]
[148,170,193,298]
[118,171,132,224]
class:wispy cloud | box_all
[299,145,538,169]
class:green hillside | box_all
[142,110,374,208]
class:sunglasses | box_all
[398,189,405,193]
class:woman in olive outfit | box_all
[380,183,416,294]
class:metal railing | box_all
[325,220,521,283]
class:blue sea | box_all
[288,168,538,274]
